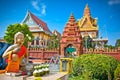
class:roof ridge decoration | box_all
[78,4,98,29]
[67,13,76,24]
[84,4,91,17]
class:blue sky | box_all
[0,0,120,46]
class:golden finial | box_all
[84,4,91,16]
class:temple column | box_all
[46,39,48,46]
[101,41,104,49]
[34,39,36,46]
[95,41,98,49]
[44,39,46,47]
[46,40,48,46]
[43,39,44,47]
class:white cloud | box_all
[41,4,46,15]
[31,0,40,11]
[31,0,46,16]
[108,0,120,5]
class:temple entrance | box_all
[60,14,83,57]
[64,44,76,58]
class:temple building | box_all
[78,4,98,38]
[78,4,108,48]
[60,13,83,57]
[22,11,52,48]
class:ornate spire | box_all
[68,13,76,23]
[70,12,74,16]
[84,4,91,17]
[61,13,83,56]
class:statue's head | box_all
[14,32,24,46]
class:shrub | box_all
[114,64,120,80]
[68,76,83,80]
[71,54,119,80]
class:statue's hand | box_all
[13,47,20,53]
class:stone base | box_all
[0,72,68,80]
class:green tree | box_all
[48,34,60,49]
[115,39,120,48]
[70,54,119,80]
[82,36,95,49]
[4,23,33,47]
[104,44,115,49]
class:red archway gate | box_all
[60,13,83,57]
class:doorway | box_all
[64,44,76,58]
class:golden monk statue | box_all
[2,32,28,73]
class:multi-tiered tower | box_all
[60,13,83,57]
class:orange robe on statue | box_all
[5,45,27,72]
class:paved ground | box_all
[0,72,68,80]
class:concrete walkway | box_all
[0,72,68,80]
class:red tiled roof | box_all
[29,12,51,33]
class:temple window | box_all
[44,39,46,46]
[31,40,34,45]
[36,40,39,45]
[47,40,49,46]
[36,37,40,45]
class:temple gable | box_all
[21,10,52,48]
[78,4,98,38]
[22,11,38,27]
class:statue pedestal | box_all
[0,72,68,80]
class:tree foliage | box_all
[104,39,120,49]
[104,44,115,49]
[69,76,84,80]
[115,39,120,48]
[4,23,33,47]
[48,34,60,49]
[71,54,119,80]
[82,36,95,49]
